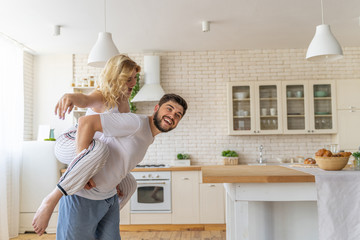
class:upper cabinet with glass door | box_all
[309,81,337,133]
[227,82,282,135]
[255,82,282,134]
[227,83,255,135]
[282,80,337,134]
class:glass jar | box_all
[353,157,360,171]
[82,78,88,87]
[89,76,95,87]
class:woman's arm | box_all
[55,90,104,119]
[76,114,103,153]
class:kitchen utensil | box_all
[296,91,303,98]
[314,91,327,97]
[234,92,248,99]
[315,156,349,171]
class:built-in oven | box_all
[130,171,171,213]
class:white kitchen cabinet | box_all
[227,82,283,135]
[120,201,130,225]
[334,79,360,151]
[336,79,360,110]
[171,171,200,224]
[199,183,225,224]
[282,80,337,134]
[335,110,360,151]
[20,141,62,233]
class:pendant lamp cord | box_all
[320,0,324,24]
[104,0,107,32]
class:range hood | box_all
[131,56,165,102]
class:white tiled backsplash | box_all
[72,48,360,165]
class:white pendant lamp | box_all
[306,0,343,62]
[88,0,119,68]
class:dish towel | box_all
[289,167,360,240]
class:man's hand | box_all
[84,178,96,190]
[116,184,124,197]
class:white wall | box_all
[33,55,73,139]
[32,48,360,165]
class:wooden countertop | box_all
[201,165,315,183]
[132,165,202,172]
[61,165,202,174]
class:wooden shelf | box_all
[233,98,250,101]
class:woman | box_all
[32,54,141,236]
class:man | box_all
[32,93,187,240]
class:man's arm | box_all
[76,114,103,153]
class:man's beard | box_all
[153,111,172,133]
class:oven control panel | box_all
[131,171,171,180]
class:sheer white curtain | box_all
[0,36,24,239]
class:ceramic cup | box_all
[287,91,292,98]
[270,108,276,116]
[261,108,268,116]
[243,111,249,116]
[296,91,303,98]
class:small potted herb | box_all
[173,153,191,166]
[222,150,239,165]
[352,152,360,170]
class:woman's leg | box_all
[57,139,109,196]
[117,173,137,210]
[55,126,77,165]
[33,128,110,236]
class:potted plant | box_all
[129,73,140,113]
[173,153,191,166]
[222,150,239,165]
[352,152,360,170]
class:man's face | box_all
[153,101,184,132]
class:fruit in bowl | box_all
[314,149,351,171]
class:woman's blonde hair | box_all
[97,54,141,110]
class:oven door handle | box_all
[136,181,167,185]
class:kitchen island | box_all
[202,165,318,240]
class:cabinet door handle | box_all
[312,130,314,133]
[210,184,216,187]
[182,177,189,180]
[308,130,311,133]
[257,131,260,133]
[254,130,256,133]
[349,106,354,109]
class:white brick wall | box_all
[23,51,34,140]
[72,48,360,165]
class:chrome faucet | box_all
[258,145,264,164]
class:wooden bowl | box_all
[315,156,349,171]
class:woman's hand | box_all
[55,93,76,120]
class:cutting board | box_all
[202,165,315,183]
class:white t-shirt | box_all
[75,109,154,200]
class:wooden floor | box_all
[12,230,226,240]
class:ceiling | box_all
[1,0,360,55]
